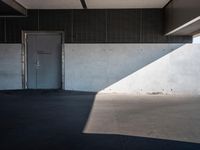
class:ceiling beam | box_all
[80,0,87,9]
[164,0,200,35]
[1,0,27,16]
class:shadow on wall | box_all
[0,90,200,150]
[65,44,184,92]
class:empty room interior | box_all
[0,0,200,149]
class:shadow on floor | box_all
[0,90,200,150]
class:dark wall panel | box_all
[167,36,192,43]
[107,9,140,43]
[141,9,167,43]
[73,10,106,43]
[39,10,72,43]
[0,18,5,42]
[0,9,192,43]
[6,10,38,43]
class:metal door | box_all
[27,33,62,89]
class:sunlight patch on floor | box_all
[83,94,200,144]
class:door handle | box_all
[36,59,40,69]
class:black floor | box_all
[0,90,200,150]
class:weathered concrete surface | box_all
[0,91,200,150]
[85,94,200,144]
[65,44,200,95]
[1,43,200,95]
[0,44,22,90]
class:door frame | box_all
[22,31,65,90]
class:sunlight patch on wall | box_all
[98,44,200,95]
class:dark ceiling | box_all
[0,0,26,16]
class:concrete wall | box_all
[0,44,22,90]
[0,43,200,95]
[65,44,200,95]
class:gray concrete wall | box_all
[0,44,22,90]
[1,43,200,95]
[65,44,200,95]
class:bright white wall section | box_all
[0,44,22,90]
[65,44,200,95]
[193,35,200,43]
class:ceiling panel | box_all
[15,0,82,9]
[16,0,170,9]
[86,0,170,9]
